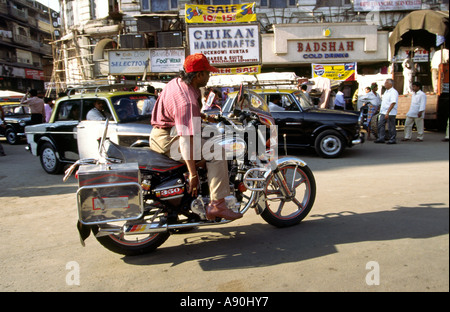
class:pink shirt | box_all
[21,96,45,116]
[151,78,201,136]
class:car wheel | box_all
[40,142,63,174]
[315,130,345,158]
[5,128,19,145]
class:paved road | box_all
[0,130,448,293]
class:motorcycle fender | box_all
[274,156,307,169]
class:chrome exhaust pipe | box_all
[113,219,233,236]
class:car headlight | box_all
[19,120,27,127]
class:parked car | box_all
[0,102,32,145]
[221,89,364,158]
[26,91,153,174]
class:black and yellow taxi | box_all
[0,101,32,145]
[25,90,154,174]
[223,89,364,158]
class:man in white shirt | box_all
[86,100,112,121]
[402,82,427,142]
[268,94,285,112]
[334,87,345,110]
[141,86,157,115]
[375,79,399,144]
[402,53,414,94]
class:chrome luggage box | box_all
[76,162,143,225]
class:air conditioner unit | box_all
[157,31,183,48]
[136,16,162,32]
[119,34,147,49]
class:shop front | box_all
[261,23,390,108]
[261,23,390,76]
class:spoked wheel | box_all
[93,207,170,256]
[261,164,316,227]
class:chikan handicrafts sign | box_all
[185,2,256,23]
[188,24,260,66]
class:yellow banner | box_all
[312,63,357,81]
[185,3,256,24]
[212,65,261,75]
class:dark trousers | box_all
[30,114,43,125]
[378,114,397,142]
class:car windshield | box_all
[222,91,270,114]
[2,104,30,115]
[293,91,315,110]
[111,94,153,122]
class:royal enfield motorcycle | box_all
[64,90,316,256]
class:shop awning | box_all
[389,10,449,58]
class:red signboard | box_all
[25,69,44,81]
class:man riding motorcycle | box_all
[149,53,242,221]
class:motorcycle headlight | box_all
[19,120,27,127]
[218,137,247,160]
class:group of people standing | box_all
[357,78,428,144]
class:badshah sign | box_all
[297,40,355,60]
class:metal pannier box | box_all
[76,162,143,225]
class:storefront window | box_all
[142,0,178,12]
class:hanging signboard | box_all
[312,63,357,81]
[353,0,421,12]
[108,49,150,75]
[150,48,185,73]
[394,47,430,63]
[185,2,256,24]
[188,24,260,66]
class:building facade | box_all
[0,0,57,93]
[52,0,448,90]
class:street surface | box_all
[0,130,448,293]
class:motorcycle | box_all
[64,89,316,256]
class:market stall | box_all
[389,10,449,129]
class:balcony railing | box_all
[8,6,29,22]
[13,34,31,46]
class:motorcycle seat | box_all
[105,140,185,172]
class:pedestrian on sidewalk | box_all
[402,82,427,142]
[375,79,398,144]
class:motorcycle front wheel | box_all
[261,164,316,227]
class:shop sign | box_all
[353,0,421,12]
[394,48,430,63]
[109,49,150,75]
[188,24,260,66]
[1,65,25,78]
[25,69,44,80]
[212,65,261,75]
[312,63,357,81]
[297,40,354,60]
[150,48,185,73]
[185,2,256,24]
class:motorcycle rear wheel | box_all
[93,226,170,256]
[261,164,316,227]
